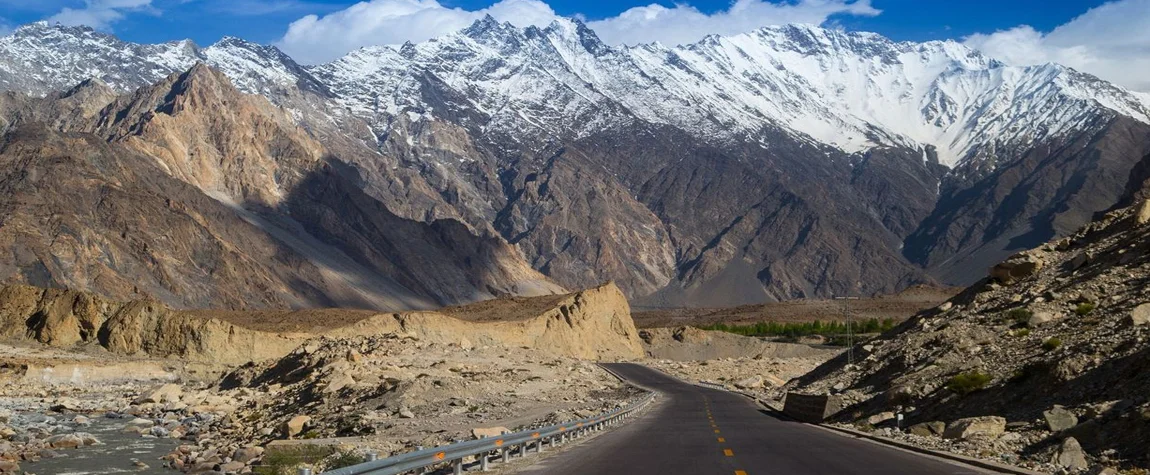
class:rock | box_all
[943,416,1006,440]
[1064,252,1090,272]
[990,255,1044,283]
[908,421,946,437]
[734,375,764,390]
[398,407,415,419]
[1052,437,1088,471]
[46,433,84,449]
[0,427,15,440]
[283,415,311,438]
[126,418,154,429]
[135,383,183,405]
[0,460,20,473]
[219,460,245,473]
[472,426,511,439]
[232,446,264,464]
[73,415,91,425]
[937,302,953,312]
[866,412,896,426]
[1127,303,1150,326]
[1029,311,1062,327]
[1044,406,1079,432]
[1136,199,1150,225]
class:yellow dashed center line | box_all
[714,429,721,433]
[724,449,734,457]
[735,471,748,475]
[717,437,725,443]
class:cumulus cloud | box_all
[587,0,879,47]
[277,0,558,64]
[48,0,154,31]
[276,0,879,65]
[964,0,1150,92]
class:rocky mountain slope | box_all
[791,200,1150,472]
[2,20,1150,306]
[0,63,560,310]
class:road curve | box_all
[519,363,994,475]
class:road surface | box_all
[519,363,994,475]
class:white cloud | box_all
[48,0,154,31]
[277,0,558,64]
[587,0,879,47]
[276,0,880,65]
[964,0,1150,92]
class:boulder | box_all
[866,412,896,426]
[283,415,311,438]
[135,384,183,405]
[937,302,953,312]
[1064,252,1091,272]
[943,416,1006,440]
[1043,406,1078,432]
[1137,199,1150,225]
[990,255,1044,283]
[1052,437,1088,471]
[734,375,764,390]
[398,407,415,419]
[219,461,245,473]
[908,421,946,437]
[126,418,154,429]
[1128,303,1150,326]
[1029,311,1062,327]
[472,426,511,439]
[0,460,20,473]
[232,446,264,464]
[46,433,84,449]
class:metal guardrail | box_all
[321,393,656,475]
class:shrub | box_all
[1043,337,1063,351]
[1005,308,1033,325]
[946,371,992,395]
[1074,303,1096,316]
[324,451,366,471]
[1012,328,1031,337]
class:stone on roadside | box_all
[472,426,510,439]
[283,415,311,438]
[734,375,764,390]
[232,446,264,464]
[866,412,896,426]
[943,416,1006,440]
[1043,406,1078,432]
[1052,437,1088,470]
[907,421,946,437]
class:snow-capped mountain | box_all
[308,17,1150,166]
[2,18,1150,305]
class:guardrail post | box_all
[480,452,490,471]
[365,452,378,462]
[537,439,543,453]
[519,443,527,458]
[501,447,509,463]
[453,459,463,475]
[298,469,312,475]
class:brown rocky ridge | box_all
[791,199,1150,473]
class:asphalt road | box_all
[519,363,994,475]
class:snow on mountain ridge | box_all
[2,19,1148,167]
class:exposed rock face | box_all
[793,199,1150,471]
[0,65,561,310]
[0,282,643,362]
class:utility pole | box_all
[834,296,860,368]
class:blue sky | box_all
[0,0,1116,45]
[2,0,1148,91]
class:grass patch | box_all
[324,450,366,471]
[1074,303,1096,316]
[254,446,333,475]
[699,318,898,339]
[1005,308,1033,326]
[1043,337,1063,351]
[946,371,992,395]
[1012,328,1031,337]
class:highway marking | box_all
[717,437,725,443]
[714,429,721,434]
[724,449,734,457]
[735,471,748,475]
